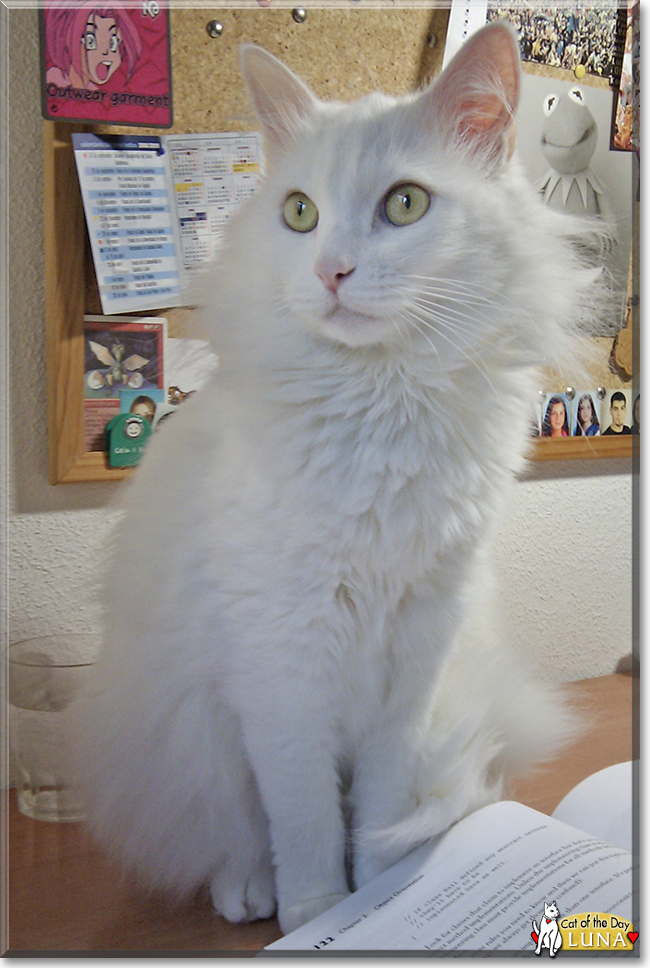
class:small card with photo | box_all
[631,392,640,435]
[571,391,601,437]
[601,389,635,436]
[120,387,166,425]
[541,393,571,439]
[40,0,173,127]
[83,315,166,452]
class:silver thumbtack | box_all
[292,8,307,22]
[206,20,223,38]
[597,386,607,400]
[565,386,575,401]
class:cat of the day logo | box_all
[531,903,637,955]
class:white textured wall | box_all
[493,463,633,681]
[8,9,633,683]
[8,8,124,646]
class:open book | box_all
[266,763,636,953]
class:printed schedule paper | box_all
[166,132,264,268]
[73,131,265,313]
[73,133,183,314]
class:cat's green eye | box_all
[283,192,319,233]
[384,183,430,227]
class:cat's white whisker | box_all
[408,275,537,337]
[406,273,501,294]
[408,278,498,301]
[404,307,502,400]
[410,299,480,335]
[388,311,409,345]
[408,296,483,340]
[397,309,443,369]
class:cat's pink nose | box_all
[316,264,355,295]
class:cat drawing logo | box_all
[532,901,563,957]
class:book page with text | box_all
[265,801,634,952]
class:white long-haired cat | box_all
[78,23,595,936]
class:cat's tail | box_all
[356,635,585,858]
[71,656,271,900]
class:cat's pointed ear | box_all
[240,45,317,150]
[422,21,520,170]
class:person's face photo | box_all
[550,401,566,435]
[578,397,594,428]
[130,399,155,423]
[610,397,627,430]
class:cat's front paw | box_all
[210,858,277,924]
[280,893,349,935]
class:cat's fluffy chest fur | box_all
[78,24,598,938]
[142,347,512,610]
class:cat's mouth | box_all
[318,301,396,347]
[325,303,378,323]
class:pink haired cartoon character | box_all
[46,2,142,90]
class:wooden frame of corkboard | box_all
[43,5,636,483]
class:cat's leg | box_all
[78,666,276,923]
[352,701,502,888]
[350,712,428,886]
[551,929,562,956]
[207,706,277,923]
[234,670,349,934]
[351,580,489,887]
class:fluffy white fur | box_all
[77,24,596,936]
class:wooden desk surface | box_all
[6,673,635,954]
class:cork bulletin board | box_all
[44,4,637,484]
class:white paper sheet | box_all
[266,801,634,952]
[442,0,489,67]
[552,761,635,855]
[73,134,184,315]
[74,130,264,314]
[165,132,264,269]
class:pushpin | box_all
[574,63,586,80]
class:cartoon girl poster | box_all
[41,1,172,127]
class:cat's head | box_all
[237,23,522,354]
[544,901,560,919]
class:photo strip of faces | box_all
[533,389,639,438]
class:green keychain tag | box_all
[105,413,153,468]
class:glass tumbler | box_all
[8,635,99,822]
